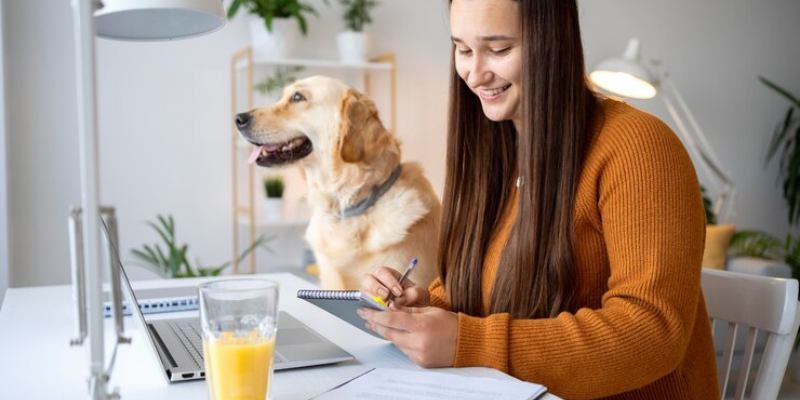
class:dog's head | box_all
[235,75,397,170]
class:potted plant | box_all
[227,0,325,60]
[729,77,800,279]
[254,65,305,103]
[727,78,800,367]
[336,0,380,63]
[263,175,285,221]
[130,214,271,278]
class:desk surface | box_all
[0,273,559,400]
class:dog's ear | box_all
[338,89,381,163]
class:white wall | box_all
[580,0,800,235]
[3,0,799,287]
[0,1,9,304]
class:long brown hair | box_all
[440,0,598,319]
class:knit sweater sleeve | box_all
[428,277,452,310]
[452,111,707,398]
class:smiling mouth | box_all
[247,136,313,167]
[479,84,512,99]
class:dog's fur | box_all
[236,76,440,290]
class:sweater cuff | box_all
[454,312,510,373]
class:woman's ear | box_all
[338,89,379,163]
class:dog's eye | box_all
[290,92,307,103]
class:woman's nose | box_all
[466,56,492,87]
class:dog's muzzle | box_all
[235,111,253,135]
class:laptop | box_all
[118,262,355,382]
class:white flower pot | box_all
[250,18,299,60]
[337,31,369,64]
[263,198,283,221]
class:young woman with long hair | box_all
[359,0,719,398]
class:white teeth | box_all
[482,85,510,96]
[264,137,304,154]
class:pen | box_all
[385,257,418,305]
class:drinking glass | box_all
[199,279,280,400]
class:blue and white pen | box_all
[385,257,418,305]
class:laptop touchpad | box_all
[278,328,325,346]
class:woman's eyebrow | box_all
[451,35,516,43]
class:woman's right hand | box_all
[361,266,430,308]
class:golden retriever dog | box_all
[235,76,440,290]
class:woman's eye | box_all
[457,48,472,56]
[290,92,306,103]
[492,47,511,55]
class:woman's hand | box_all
[361,266,430,307]
[358,305,458,368]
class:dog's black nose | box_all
[235,112,252,130]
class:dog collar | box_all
[340,165,403,219]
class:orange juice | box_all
[203,333,276,400]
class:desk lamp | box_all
[590,38,735,223]
[69,1,223,399]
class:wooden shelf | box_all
[235,57,393,71]
[237,215,308,230]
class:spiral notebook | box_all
[297,290,389,339]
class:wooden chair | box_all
[702,269,800,399]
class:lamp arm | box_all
[72,1,118,399]
[660,77,735,223]
[663,78,733,185]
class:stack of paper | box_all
[312,367,548,400]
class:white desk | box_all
[0,273,559,399]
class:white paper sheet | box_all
[312,367,548,400]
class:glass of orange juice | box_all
[199,279,279,400]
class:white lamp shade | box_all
[94,0,225,41]
[590,38,657,99]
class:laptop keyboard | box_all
[166,320,284,369]
[167,320,205,368]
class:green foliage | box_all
[339,0,380,32]
[729,230,800,348]
[254,66,305,97]
[130,215,272,278]
[760,76,800,226]
[701,186,717,225]
[227,0,327,36]
[263,175,285,198]
[729,230,800,285]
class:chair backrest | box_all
[702,269,800,399]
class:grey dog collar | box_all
[340,165,403,219]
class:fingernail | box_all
[365,322,372,330]
[377,287,389,298]
[357,309,366,318]
[392,285,403,297]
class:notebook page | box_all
[312,367,547,400]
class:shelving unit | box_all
[229,47,397,274]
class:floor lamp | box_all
[590,38,735,223]
[69,1,224,399]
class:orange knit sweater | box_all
[428,100,719,399]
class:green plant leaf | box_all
[147,220,174,251]
[790,125,800,225]
[227,0,246,19]
[728,230,785,260]
[767,107,795,165]
[760,76,800,109]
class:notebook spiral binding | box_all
[297,290,362,300]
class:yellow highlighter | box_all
[371,296,389,309]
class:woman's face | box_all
[451,0,522,128]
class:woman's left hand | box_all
[357,305,458,368]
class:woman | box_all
[358,0,719,398]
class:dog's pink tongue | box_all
[248,146,264,165]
